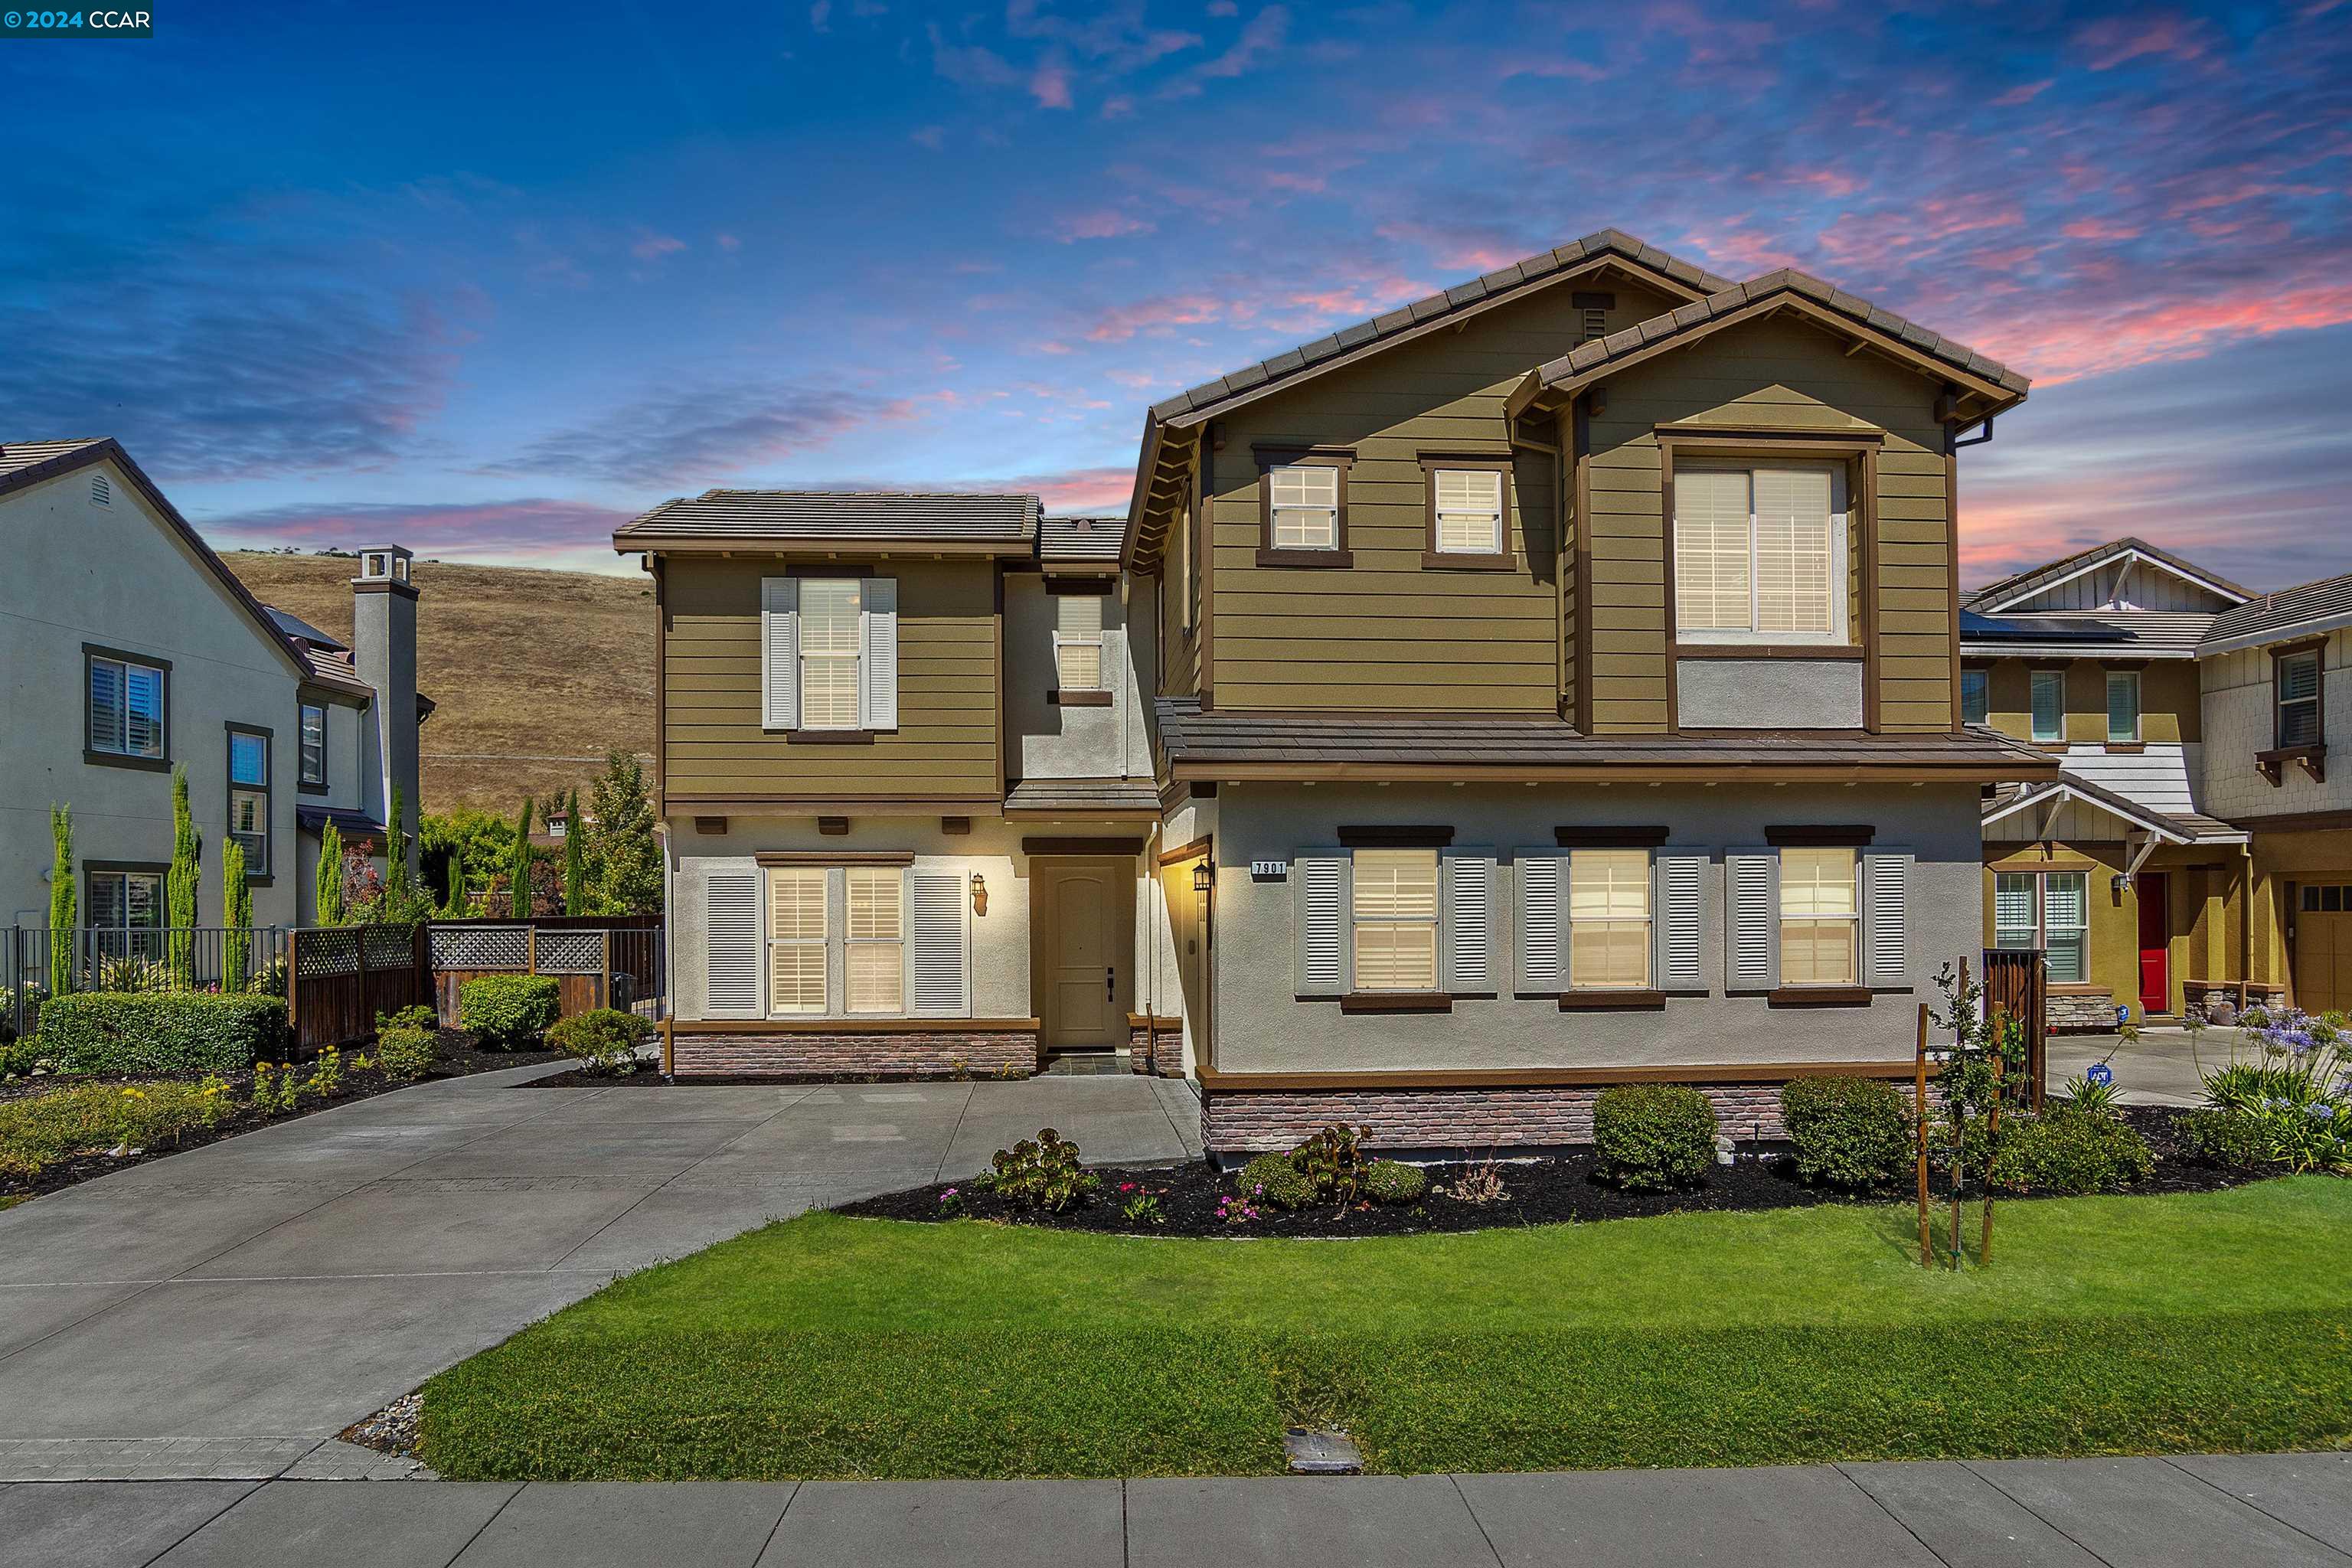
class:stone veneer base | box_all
[1202,1079,1921,1155]
[671,1031,1036,1079]
[1128,1018,1187,1080]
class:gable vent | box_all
[90,473,113,508]
[1579,308,1607,342]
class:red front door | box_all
[2137,872,2169,1018]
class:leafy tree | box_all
[48,805,75,996]
[222,838,251,989]
[509,798,536,920]
[381,784,416,915]
[421,808,514,910]
[166,764,199,982]
[562,787,589,916]
[314,821,347,926]
[588,751,660,915]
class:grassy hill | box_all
[223,551,655,816]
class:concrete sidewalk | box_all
[0,1065,1200,1474]
[5,1452,2347,1567]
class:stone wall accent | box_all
[1127,1015,1184,1078]
[672,1029,1036,1080]
[2184,981,2287,1024]
[1201,1077,1920,1155]
[2048,988,2118,1034]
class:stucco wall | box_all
[1675,659,1864,730]
[1204,782,1981,1073]
[1004,575,1155,780]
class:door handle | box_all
[1105,965,1116,998]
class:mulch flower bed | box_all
[0,1036,560,1201]
[836,1107,2269,1240]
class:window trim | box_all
[2105,668,2141,745]
[764,864,831,1017]
[1668,460,1851,647]
[842,864,908,1016]
[2272,644,2324,750]
[1348,845,1441,996]
[1960,667,1991,726]
[1051,589,1108,700]
[297,700,329,793]
[1566,846,1651,991]
[83,862,168,954]
[83,643,172,771]
[794,576,865,733]
[1253,445,1354,568]
[224,722,274,884]
[1777,844,1860,989]
[1418,454,1517,570]
[1994,867,2089,984]
[2029,667,2066,744]
[761,862,933,1021]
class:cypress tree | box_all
[381,783,414,922]
[315,821,346,926]
[443,843,469,917]
[563,787,588,915]
[510,798,535,920]
[166,764,199,982]
[222,838,251,989]
[48,805,75,997]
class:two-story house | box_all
[1,438,425,940]
[622,230,2058,1154]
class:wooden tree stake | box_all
[1915,1002,1932,1268]
[1981,1045,2004,1267]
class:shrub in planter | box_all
[1362,1158,1428,1204]
[458,975,560,1050]
[1592,1083,1717,1191]
[2174,1107,2272,1171]
[1987,1106,2153,1195]
[547,1008,655,1076]
[1780,1076,1909,1189]
[38,991,289,1075]
[1237,1152,1316,1210]
[986,1129,1098,1212]
[1292,1122,1370,1202]
[374,1024,441,1082]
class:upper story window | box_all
[1423,460,1514,568]
[299,701,327,788]
[1779,847,1858,986]
[760,577,897,735]
[227,726,270,877]
[799,578,862,730]
[1673,466,1846,644]
[1255,448,1352,567]
[1568,848,1649,990]
[2277,648,2322,748]
[2105,669,2141,743]
[1054,593,1106,692]
[1351,848,1439,992]
[1961,668,1990,725]
[86,645,168,766]
[2030,668,2065,743]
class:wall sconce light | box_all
[1191,863,1214,896]
[970,871,988,916]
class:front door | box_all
[2136,872,2169,1018]
[1035,858,1130,1050]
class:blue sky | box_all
[3,0,2347,587]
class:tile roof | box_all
[2200,570,2352,652]
[1960,609,2218,656]
[1039,513,1125,563]
[1526,267,2030,400]
[1145,229,1733,424]
[615,490,1040,545]
[0,437,109,480]
[1004,777,1161,813]
[1965,536,2250,610]
[1157,700,2055,778]
[297,805,388,838]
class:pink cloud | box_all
[714,231,742,252]
[1984,278,2352,385]
[1030,60,1073,109]
[1085,293,1224,341]
[1054,209,1156,242]
[206,498,639,571]
[2060,218,2141,241]
[1991,78,2056,106]
[629,230,687,261]
[2075,12,2211,70]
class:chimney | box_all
[351,545,420,875]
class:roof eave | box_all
[614,536,1037,559]
[1958,640,2197,661]
[2200,609,2352,658]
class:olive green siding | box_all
[1157,438,1202,701]
[1200,281,1677,716]
[661,556,999,803]
[1979,658,2201,746]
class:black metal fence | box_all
[3,926,292,1041]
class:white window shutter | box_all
[1725,850,1779,991]
[760,578,799,732]
[1295,853,1348,996]
[910,871,969,1016]
[1862,851,1913,989]
[1655,853,1707,991]
[704,871,761,1018]
[1442,851,1497,994]
[1514,851,1565,994]
[859,577,898,730]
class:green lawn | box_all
[424,1178,2352,1481]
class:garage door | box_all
[2295,882,2352,1014]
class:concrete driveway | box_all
[2047,1027,2233,1107]
[0,1065,1200,1478]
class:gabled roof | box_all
[614,489,1040,555]
[1959,607,2217,660]
[1039,513,1125,564]
[1506,267,2030,423]
[1982,773,2246,847]
[2200,569,2352,655]
[266,605,346,651]
[1966,537,2251,613]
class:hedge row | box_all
[37,991,289,1074]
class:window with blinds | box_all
[1054,593,1105,691]
[2277,651,2321,747]
[1993,868,2088,983]
[1961,668,1990,724]
[1673,466,1843,642]
[87,652,166,760]
[299,702,327,786]
[1994,872,2038,953]
[798,578,863,730]
[2030,669,2065,743]
[1269,463,1340,550]
[845,867,906,1014]
[1569,849,1650,988]
[766,867,828,1014]
[2105,669,2141,743]
[1352,848,1439,991]
[1432,468,1504,555]
[1779,847,1857,986]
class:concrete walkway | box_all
[2047,1029,2228,1107]
[5,1452,2347,1566]
[0,1064,1200,1475]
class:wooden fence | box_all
[1980,946,2050,1110]
[289,924,433,1054]
[288,917,662,1051]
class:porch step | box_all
[1040,1051,1131,1077]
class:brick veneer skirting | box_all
[1128,1016,1185,1078]
[2048,988,2119,1034]
[671,1029,1036,1080]
[1202,1079,1919,1155]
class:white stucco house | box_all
[0,438,424,939]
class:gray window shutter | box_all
[910,871,969,1016]
[1295,852,1349,997]
[1655,852,1707,991]
[1862,850,1913,990]
[1442,850,1498,995]
[1514,851,1566,995]
[859,577,898,730]
[1724,849,1779,991]
[704,871,761,1018]
[760,577,799,731]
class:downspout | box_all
[2239,840,2255,1013]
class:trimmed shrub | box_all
[375,1025,441,1082]
[1238,1152,1317,1210]
[547,1008,655,1076]
[2174,1108,2269,1171]
[1362,1158,1428,1204]
[1781,1076,1910,1190]
[1988,1107,2153,1195]
[1592,1083,1717,1191]
[38,991,288,1075]
[459,975,560,1050]
[986,1129,1097,1212]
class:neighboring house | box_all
[1962,540,2352,1021]
[622,228,2056,1155]
[0,438,424,938]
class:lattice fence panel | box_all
[433,926,529,971]
[360,925,417,969]
[296,928,361,977]
[534,931,606,975]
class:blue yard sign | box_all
[2086,1063,2115,1088]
